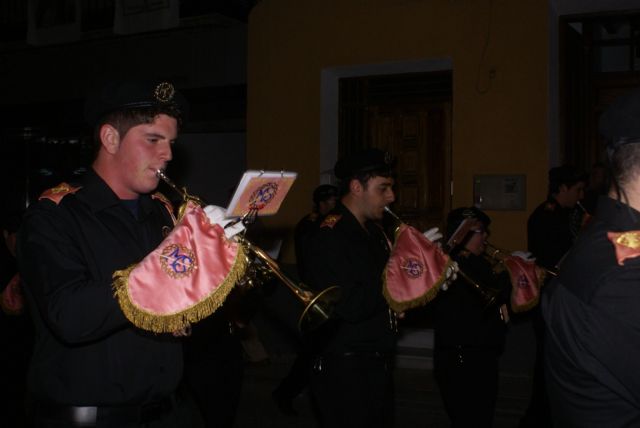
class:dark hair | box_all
[609,143,640,196]
[92,105,183,157]
[548,165,587,196]
[444,206,491,256]
[338,168,395,196]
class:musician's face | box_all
[465,224,488,256]
[557,181,585,208]
[104,114,177,199]
[318,196,337,216]
[362,175,395,221]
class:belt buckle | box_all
[69,406,98,426]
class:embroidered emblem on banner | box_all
[250,182,279,210]
[518,274,529,288]
[401,258,424,279]
[160,244,197,278]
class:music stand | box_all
[226,170,297,221]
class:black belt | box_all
[342,351,390,359]
[313,351,393,373]
[35,395,175,426]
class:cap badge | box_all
[154,82,175,103]
[384,151,393,164]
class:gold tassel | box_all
[112,244,248,333]
[382,261,449,313]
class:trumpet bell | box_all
[298,285,341,333]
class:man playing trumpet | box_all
[17,80,213,427]
[304,148,397,428]
[432,207,514,428]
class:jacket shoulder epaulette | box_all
[320,214,342,228]
[38,183,82,205]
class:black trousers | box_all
[434,346,500,428]
[310,352,394,428]
[518,307,552,428]
[31,390,204,428]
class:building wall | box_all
[0,23,248,104]
[248,0,550,261]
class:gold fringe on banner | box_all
[382,225,451,313]
[382,264,447,313]
[112,244,248,334]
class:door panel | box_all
[368,102,451,233]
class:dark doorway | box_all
[338,71,453,328]
[561,12,640,171]
[338,71,452,232]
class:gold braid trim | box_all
[112,244,248,333]
[381,224,449,313]
[382,259,450,313]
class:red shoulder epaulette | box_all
[151,192,177,225]
[320,214,342,228]
[39,183,81,205]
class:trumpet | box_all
[156,170,341,333]
[483,242,557,278]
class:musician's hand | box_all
[423,227,443,245]
[511,250,535,262]
[441,261,458,291]
[499,304,510,324]
[204,205,245,238]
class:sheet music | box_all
[226,170,297,218]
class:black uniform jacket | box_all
[304,203,396,355]
[17,169,182,405]
[294,211,320,281]
[433,252,509,350]
[542,196,640,427]
[527,197,574,269]
[527,197,574,270]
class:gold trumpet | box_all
[483,242,557,278]
[156,170,341,333]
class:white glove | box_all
[440,261,459,291]
[203,205,245,239]
[423,227,443,244]
[511,250,535,262]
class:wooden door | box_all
[368,102,452,233]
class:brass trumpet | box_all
[156,170,341,333]
[483,242,556,278]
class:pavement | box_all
[234,353,532,428]
[231,301,537,428]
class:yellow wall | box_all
[248,0,549,262]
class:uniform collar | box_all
[334,202,380,235]
[595,195,640,231]
[76,168,156,217]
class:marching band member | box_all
[17,80,205,427]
